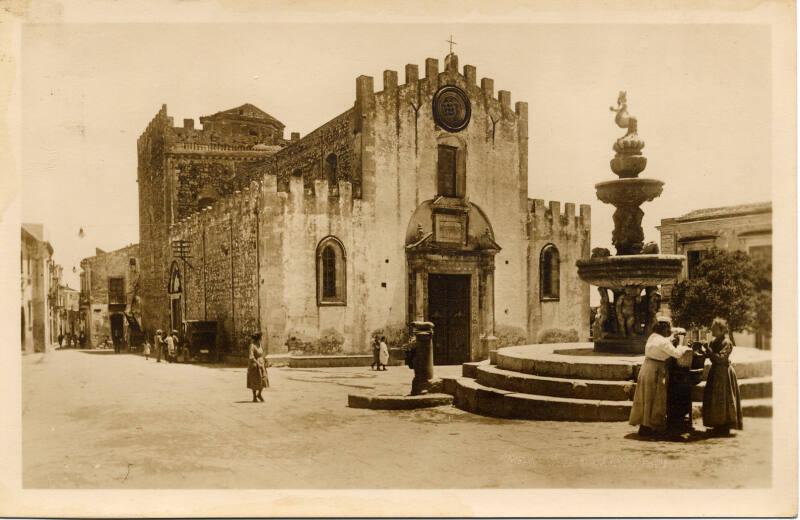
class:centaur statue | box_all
[610,91,638,137]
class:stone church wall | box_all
[144,53,593,362]
[364,55,532,340]
[528,199,592,341]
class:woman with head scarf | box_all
[629,317,692,437]
[702,317,743,436]
[247,332,269,402]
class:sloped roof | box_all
[674,202,771,222]
[22,223,44,242]
[200,103,284,128]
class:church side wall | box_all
[528,199,592,342]
[171,184,260,357]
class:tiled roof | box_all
[674,202,771,222]
[202,103,284,127]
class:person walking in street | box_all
[170,330,180,363]
[701,317,743,436]
[629,318,692,437]
[378,336,389,371]
[164,331,176,363]
[247,332,269,402]
[154,330,164,363]
[370,336,380,371]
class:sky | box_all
[21,23,772,289]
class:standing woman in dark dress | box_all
[702,317,743,435]
[247,332,269,402]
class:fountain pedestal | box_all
[576,92,685,354]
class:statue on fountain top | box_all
[610,91,638,137]
[609,91,647,177]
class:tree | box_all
[750,255,772,341]
[670,248,757,344]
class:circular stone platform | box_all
[447,343,772,421]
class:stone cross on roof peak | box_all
[446,35,457,54]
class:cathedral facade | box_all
[137,53,590,363]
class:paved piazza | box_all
[22,349,771,489]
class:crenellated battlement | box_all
[360,53,524,122]
[528,198,591,232]
[138,104,169,144]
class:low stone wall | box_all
[289,354,403,368]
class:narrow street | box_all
[23,349,771,489]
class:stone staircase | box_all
[442,344,772,422]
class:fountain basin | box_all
[576,254,684,289]
[595,178,663,207]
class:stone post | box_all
[411,321,434,395]
[414,271,425,321]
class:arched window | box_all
[325,153,339,196]
[316,236,346,305]
[540,244,560,300]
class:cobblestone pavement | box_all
[22,349,771,489]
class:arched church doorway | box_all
[405,199,500,364]
[168,261,183,332]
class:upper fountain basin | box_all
[576,254,685,289]
[595,178,664,207]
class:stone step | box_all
[496,350,636,381]
[462,360,488,378]
[495,345,772,381]
[475,364,635,401]
[473,365,772,402]
[451,377,773,422]
[452,377,632,421]
[692,398,773,419]
[348,393,453,410]
[691,377,772,402]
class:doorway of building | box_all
[110,313,125,349]
[170,297,182,333]
[428,274,471,365]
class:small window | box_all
[437,145,458,197]
[108,277,125,305]
[540,244,560,300]
[277,176,290,193]
[325,154,339,196]
[749,245,772,265]
[686,250,706,279]
[316,236,346,305]
[129,257,137,269]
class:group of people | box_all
[630,316,743,438]
[371,336,389,371]
[144,329,187,364]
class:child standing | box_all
[370,336,380,371]
[378,336,389,371]
[143,340,151,360]
[702,317,743,436]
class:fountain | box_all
[576,92,684,354]
[445,93,771,421]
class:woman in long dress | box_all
[247,332,269,402]
[378,336,389,371]
[702,317,743,435]
[629,319,691,436]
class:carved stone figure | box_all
[610,91,638,138]
[646,287,662,333]
[642,241,660,254]
[615,286,642,337]
[593,287,610,340]
[611,206,645,255]
[591,247,612,259]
